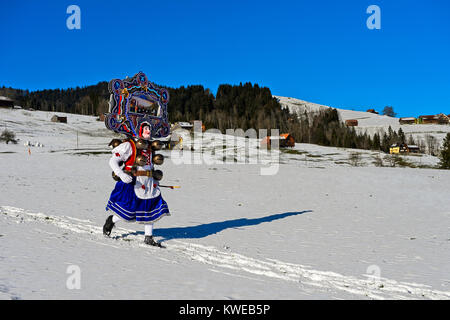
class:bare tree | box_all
[373,153,384,167]
[425,134,439,156]
[349,152,363,166]
[386,154,399,167]
[0,129,18,144]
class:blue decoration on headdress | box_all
[104,72,170,139]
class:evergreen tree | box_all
[398,127,405,143]
[382,106,396,117]
[372,132,381,150]
[438,133,450,169]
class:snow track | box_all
[2,205,450,300]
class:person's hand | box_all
[118,172,133,184]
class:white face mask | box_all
[141,126,151,139]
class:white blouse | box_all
[111,141,161,200]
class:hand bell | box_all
[151,140,164,151]
[108,139,123,149]
[135,139,149,150]
[134,154,147,166]
[152,154,164,165]
[152,169,163,181]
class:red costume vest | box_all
[123,139,152,171]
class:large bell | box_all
[135,155,147,166]
[152,169,163,181]
[152,154,164,165]
[151,140,164,151]
[135,139,149,150]
[108,139,123,148]
[112,171,121,181]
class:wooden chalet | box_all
[439,114,450,124]
[345,119,358,126]
[399,117,416,125]
[407,145,420,153]
[177,122,193,130]
[51,115,67,123]
[0,96,14,108]
[390,143,420,154]
[418,114,449,124]
[261,133,295,148]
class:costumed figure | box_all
[102,72,171,247]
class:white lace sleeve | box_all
[111,141,133,162]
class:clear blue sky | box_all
[1,0,449,117]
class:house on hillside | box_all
[417,115,437,124]
[390,143,420,154]
[366,109,379,114]
[169,124,193,150]
[51,115,67,123]
[174,122,193,131]
[439,114,450,124]
[417,114,448,124]
[345,119,358,126]
[407,145,420,153]
[0,96,14,108]
[399,117,416,125]
[261,133,295,148]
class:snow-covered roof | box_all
[178,122,193,127]
[265,136,286,140]
[0,96,14,101]
[419,115,438,119]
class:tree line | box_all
[289,108,422,153]
[0,82,422,155]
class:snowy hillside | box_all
[1,108,450,300]
[275,95,450,150]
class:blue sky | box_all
[1,0,449,117]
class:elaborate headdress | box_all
[104,71,170,140]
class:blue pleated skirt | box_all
[106,180,170,224]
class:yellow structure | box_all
[390,146,400,154]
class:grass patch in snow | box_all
[70,151,111,156]
[416,164,438,169]
[390,155,417,168]
[383,154,431,169]
[281,149,308,155]
[306,154,323,158]
[348,152,364,167]
[334,161,350,165]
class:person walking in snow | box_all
[103,122,170,247]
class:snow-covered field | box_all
[1,107,450,300]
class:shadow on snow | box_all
[115,210,312,243]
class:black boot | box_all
[144,235,163,247]
[103,215,115,236]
